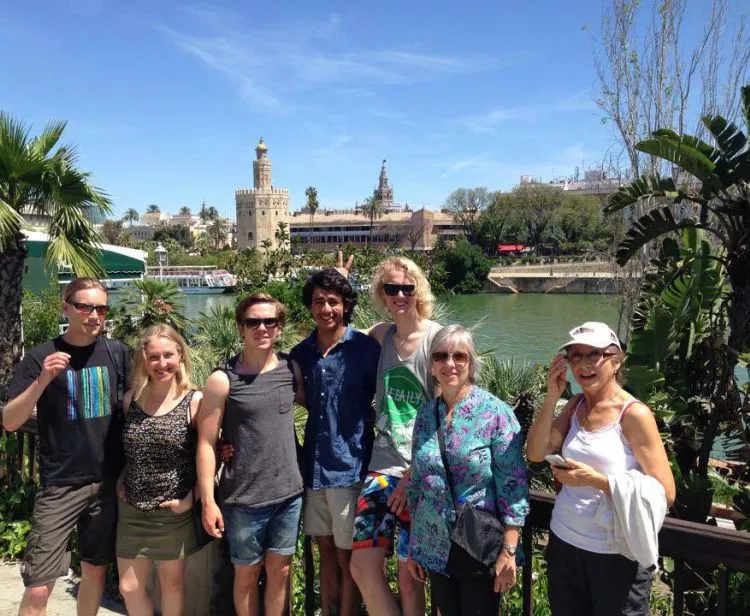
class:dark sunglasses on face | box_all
[243,317,280,330]
[66,301,109,316]
[383,283,416,297]
[565,349,618,364]
[432,351,470,365]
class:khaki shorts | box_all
[21,481,117,587]
[303,485,361,549]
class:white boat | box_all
[144,266,237,294]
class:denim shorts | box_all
[223,494,302,566]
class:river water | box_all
[181,293,620,365]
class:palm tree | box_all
[206,205,219,221]
[208,218,227,250]
[605,83,750,474]
[0,113,111,402]
[178,206,191,216]
[305,186,319,245]
[110,279,186,345]
[275,221,290,248]
[122,208,139,227]
[146,204,160,214]
[359,191,385,245]
[199,200,209,223]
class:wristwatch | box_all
[502,542,517,556]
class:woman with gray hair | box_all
[406,325,530,615]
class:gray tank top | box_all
[217,353,303,508]
[369,321,441,477]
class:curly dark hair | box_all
[302,269,358,325]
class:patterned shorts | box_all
[351,472,411,561]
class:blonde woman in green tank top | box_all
[340,254,441,616]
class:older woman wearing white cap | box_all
[527,322,675,616]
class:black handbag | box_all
[435,400,504,578]
[192,497,216,550]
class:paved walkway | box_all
[0,563,124,616]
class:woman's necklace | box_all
[580,395,620,429]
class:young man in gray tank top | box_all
[198,293,304,616]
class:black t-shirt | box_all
[7,336,129,487]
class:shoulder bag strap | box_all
[434,398,458,507]
[102,336,125,411]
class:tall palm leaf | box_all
[0,113,111,403]
[606,83,750,480]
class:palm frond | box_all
[614,207,699,266]
[741,85,750,136]
[702,115,747,162]
[605,174,701,214]
[0,197,24,250]
[636,133,721,191]
[45,231,104,277]
[29,120,66,158]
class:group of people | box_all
[2,252,676,616]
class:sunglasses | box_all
[242,317,280,329]
[67,301,109,316]
[383,283,415,297]
[431,351,470,365]
[565,349,618,364]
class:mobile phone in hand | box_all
[545,454,571,468]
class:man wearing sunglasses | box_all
[289,269,380,616]
[2,277,128,616]
[199,292,304,616]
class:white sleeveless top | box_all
[550,396,640,554]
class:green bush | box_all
[22,288,61,349]
[437,238,492,294]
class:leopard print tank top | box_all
[122,390,197,511]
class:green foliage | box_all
[21,288,61,349]
[0,479,35,559]
[190,305,244,386]
[153,224,194,250]
[436,238,492,293]
[109,278,187,347]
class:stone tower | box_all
[236,138,289,251]
[375,159,395,211]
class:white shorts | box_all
[303,486,361,549]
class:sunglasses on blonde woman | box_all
[383,283,415,297]
[431,351,469,365]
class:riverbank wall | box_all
[486,261,628,294]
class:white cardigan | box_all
[593,470,667,569]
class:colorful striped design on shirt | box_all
[65,367,111,420]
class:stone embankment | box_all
[486,261,636,294]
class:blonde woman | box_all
[348,255,442,616]
[116,324,203,616]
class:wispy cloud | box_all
[460,89,595,134]
[440,153,493,177]
[157,8,496,112]
[363,107,415,127]
[312,134,353,156]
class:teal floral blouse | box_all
[407,386,530,573]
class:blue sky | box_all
[0,1,722,219]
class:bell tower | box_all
[235,138,289,251]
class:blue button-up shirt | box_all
[290,326,380,490]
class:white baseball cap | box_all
[557,322,621,353]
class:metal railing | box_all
[4,427,749,615]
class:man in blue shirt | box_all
[291,269,380,616]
